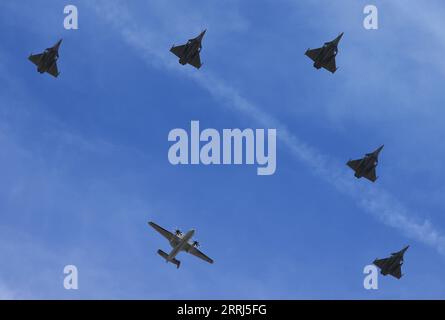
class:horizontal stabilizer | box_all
[157,249,181,268]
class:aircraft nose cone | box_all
[198,30,206,39]
[335,32,343,40]
[375,145,384,154]
[55,39,63,49]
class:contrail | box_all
[91,0,445,255]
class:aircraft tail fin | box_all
[157,249,181,268]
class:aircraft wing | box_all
[28,53,43,66]
[170,44,186,58]
[347,159,361,171]
[373,258,389,270]
[305,48,322,61]
[323,56,337,73]
[47,62,59,78]
[148,222,176,242]
[186,245,214,264]
[390,265,403,279]
[364,168,377,182]
[188,53,202,69]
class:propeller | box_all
[174,228,183,236]
[192,240,200,248]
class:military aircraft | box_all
[170,30,206,69]
[148,221,214,268]
[373,246,409,279]
[347,145,384,182]
[305,32,343,73]
[28,39,62,78]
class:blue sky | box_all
[0,0,445,299]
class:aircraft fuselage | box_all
[37,49,58,73]
[354,155,378,178]
[179,40,201,65]
[167,229,195,261]
[314,44,337,69]
[380,255,403,275]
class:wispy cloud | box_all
[91,0,445,255]
[0,283,16,300]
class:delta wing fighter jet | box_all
[170,30,206,69]
[347,145,384,182]
[305,33,343,73]
[28,39,62,78]
[373,246,409,279]
[148,221,214,268]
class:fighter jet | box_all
[148,221,213,268]
[28,39,62,78]
[347,145,384,182]
[305,32,343,73]
[373,246,409,279]
[170,30,206,69]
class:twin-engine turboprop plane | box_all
[148,221,214,268]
